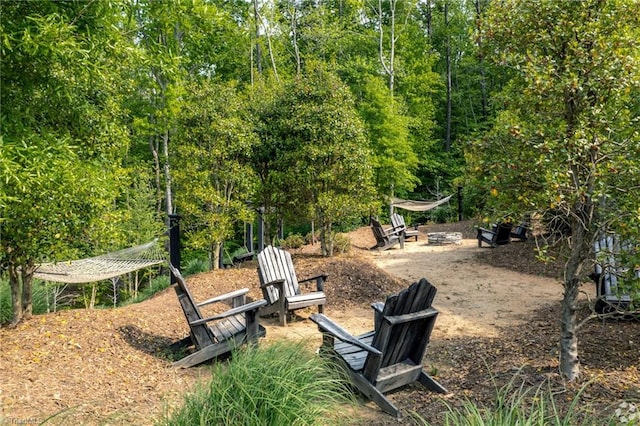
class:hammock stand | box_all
[33,239,166,284]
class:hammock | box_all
[33,239,166,284]
[390,195,453,212]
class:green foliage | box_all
[470,0,640,379]
[359,76,419,197]
[251,65,377,256]
[332,233,352,254]
[413,373,612,426]
[159,341,355,425]
[280,234,306,250]
[183,258,209,276]
[124,275,171,306]
[172,80,258,266]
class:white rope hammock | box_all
[34,239,166,284]
[391,194,453,212]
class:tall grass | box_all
[0,278,62,323]
[412,372,629,426]
[159,341,356,426]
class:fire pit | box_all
[426,231,463,245]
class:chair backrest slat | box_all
[366,279,438,378]
[257,245,301,304]
[170,265,215,347]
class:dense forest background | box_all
[2,1,639,377]
[2,0,502,268]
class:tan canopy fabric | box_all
[34,239,166,284]
[390,195,453,212]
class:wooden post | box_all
[246,222,254,253]
[457,186,463,221]
[257,207,265,253]
[168,214,181,284]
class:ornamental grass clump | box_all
[159,340,355,425]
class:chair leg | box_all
[417,371,448,394]
[349,371,400,418]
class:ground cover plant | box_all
[158,341,356,425]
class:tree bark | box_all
[560,275,581,380]
[20,260,35,320]
[445,2,452,151]
[8,265,22,326]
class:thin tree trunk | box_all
[8,265,22,326]
[289,4,301,75]
[445,2,452,152]
[253,0,262,75]
[559,204,594,380]
[149,133,162,216]
[20,260,35,320]
[560,276,580,380]
[474,0,488,121]
[90,284,97,310]
[163,129,173,216]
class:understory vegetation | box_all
[158,341,356,426]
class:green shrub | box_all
[159,341,355,425]
[333,233,351,254]
[183,257,209,275]
[304,230,320,245]
[280,233,306,250]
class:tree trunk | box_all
[445,2,452,152]
[20,260,35,320]
[559,207,594,380]
[560,276,581,380]
[253,0,263,75]
[211,241,222,270]
[162,128,173,216]
[473,0,488,121]
[8,265,22,326]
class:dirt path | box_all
[366,239,570,338]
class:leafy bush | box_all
[280,233,306,250]
[333,233,351,254]
[159,341,355,425]
[183,257,209,275]
[304,230,320,245]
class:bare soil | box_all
[1,220,638,425]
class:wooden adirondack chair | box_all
[310,278,446,418]
[257,245,328,326]
[370,217,405,250]
[476,222,513,247]
[591,235,635,314]
[391,212,419,241]
[169,264,267,368]
[510,222,529,242]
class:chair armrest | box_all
[371,302,384,313]
[190,299,268,327]
[383,225,404,237]
[259,278,286,289]
[197,288,249,308]
[298,274,329,291]
[385,307,438,326]
[310,313,382,355]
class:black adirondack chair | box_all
[370,217,405,250]
[257,245,328,326]
[510,221,529,242]
[391,212,419,241]
[169,264,267,368]
[476,222,513,247]
[590,235,635,314]
[310,278,446,418]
